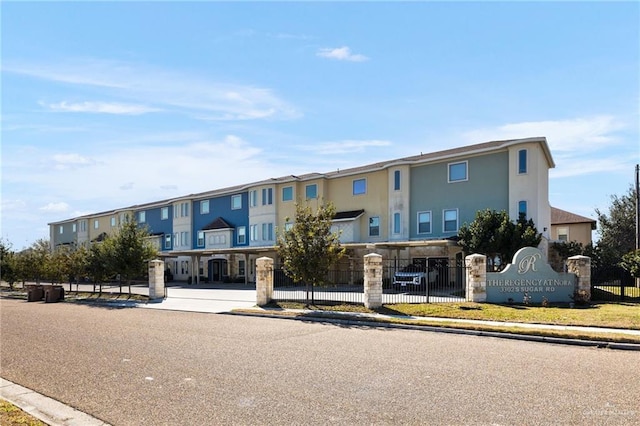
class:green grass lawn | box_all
[267,301,640,330]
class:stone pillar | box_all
[567,255,591,302]
[364,253,383,309]
[465,254,487,302]
[256,257,274,306]
[148,259,165,300]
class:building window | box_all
[394,170,401,191]
[164,234,171,249]
[161,207,169,220]
[262,188,273,205]
[250,190,257,207]
[80,220,87,232]
[232,194,242,210]
[282,186,293,202]
[393,213,401,234]
[201,200,210,215]
[518,149,527,174]
[558,227,568,242]
[111,217,117,227]
[518,200,527,218]
[197,231,205,247]
[305,184,317,199]
[448,161,468,182]
[238,260,246,276]
[284,222,293,232]
[353,179,366,195]
[250,224,258,242]
[72,223,76,233]
[138,211,146,223]
[180,232,189,247]
[237,226,246,244]
[418,211,431,234]
[180,202,189,217]
[94,220,99,230]
[262,223,273,241]
[369,216,380,237]
[59,225,63,234]
[444,209,458,232]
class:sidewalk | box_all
[0,378,109,426]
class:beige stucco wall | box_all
[325,170,389,242]
[87,213,114,242]
[551,222,593,246]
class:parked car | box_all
[393,264,438,290]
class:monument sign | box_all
[486,247,576,304]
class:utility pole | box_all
[636,164,640,251]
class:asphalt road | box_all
[1,299,639,426]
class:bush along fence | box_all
[257,248,595,307]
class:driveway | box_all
[140,282,258,313]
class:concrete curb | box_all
[226,309,640,351]
[0,378,110,426]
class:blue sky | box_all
[2,1,638,250]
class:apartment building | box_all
[49,137,556,284]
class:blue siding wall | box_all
[192,192,249,248]
[141,206,173,251]
[410,151,509,239]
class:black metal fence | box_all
[272,258,469,305]
[591,268,640,303]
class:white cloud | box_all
[44,101,160,115]
[297,139,391,155]
[317,46,369,62]
[6,58,300,121]
[52,153,97,170]
[461,116,632,179]
[39,202,70,213]
[462,116,626,152]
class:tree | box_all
[620,250,640,279]
[109,215,158,292]
[595,185,636,260]
[276,202,345,305]
[458,209,542,270]
[0,239,19,289]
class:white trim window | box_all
[161,207,169,220]
[111,217,117,227]
[94,220,99,229]
[201,200,210,215]
[369,216,380,237]
[249,190,258,207]
[393,170,401,191]
[518,200,528,218]
[558,227,568,242]
[305,184,317,200]
[443,209,458,233]
[417,211,431,234]
[262,188,273,205]
[232,194,242,210]
[518,149,528,174]
[262,223,273,241]
[282,186,293,202]
[250,224,258,242]
[138,211,146,223]
[164,234,171,249]
[448,161,468,183]
[237,226,246,244]
[197,231,205,247]
[393,212,401,234]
